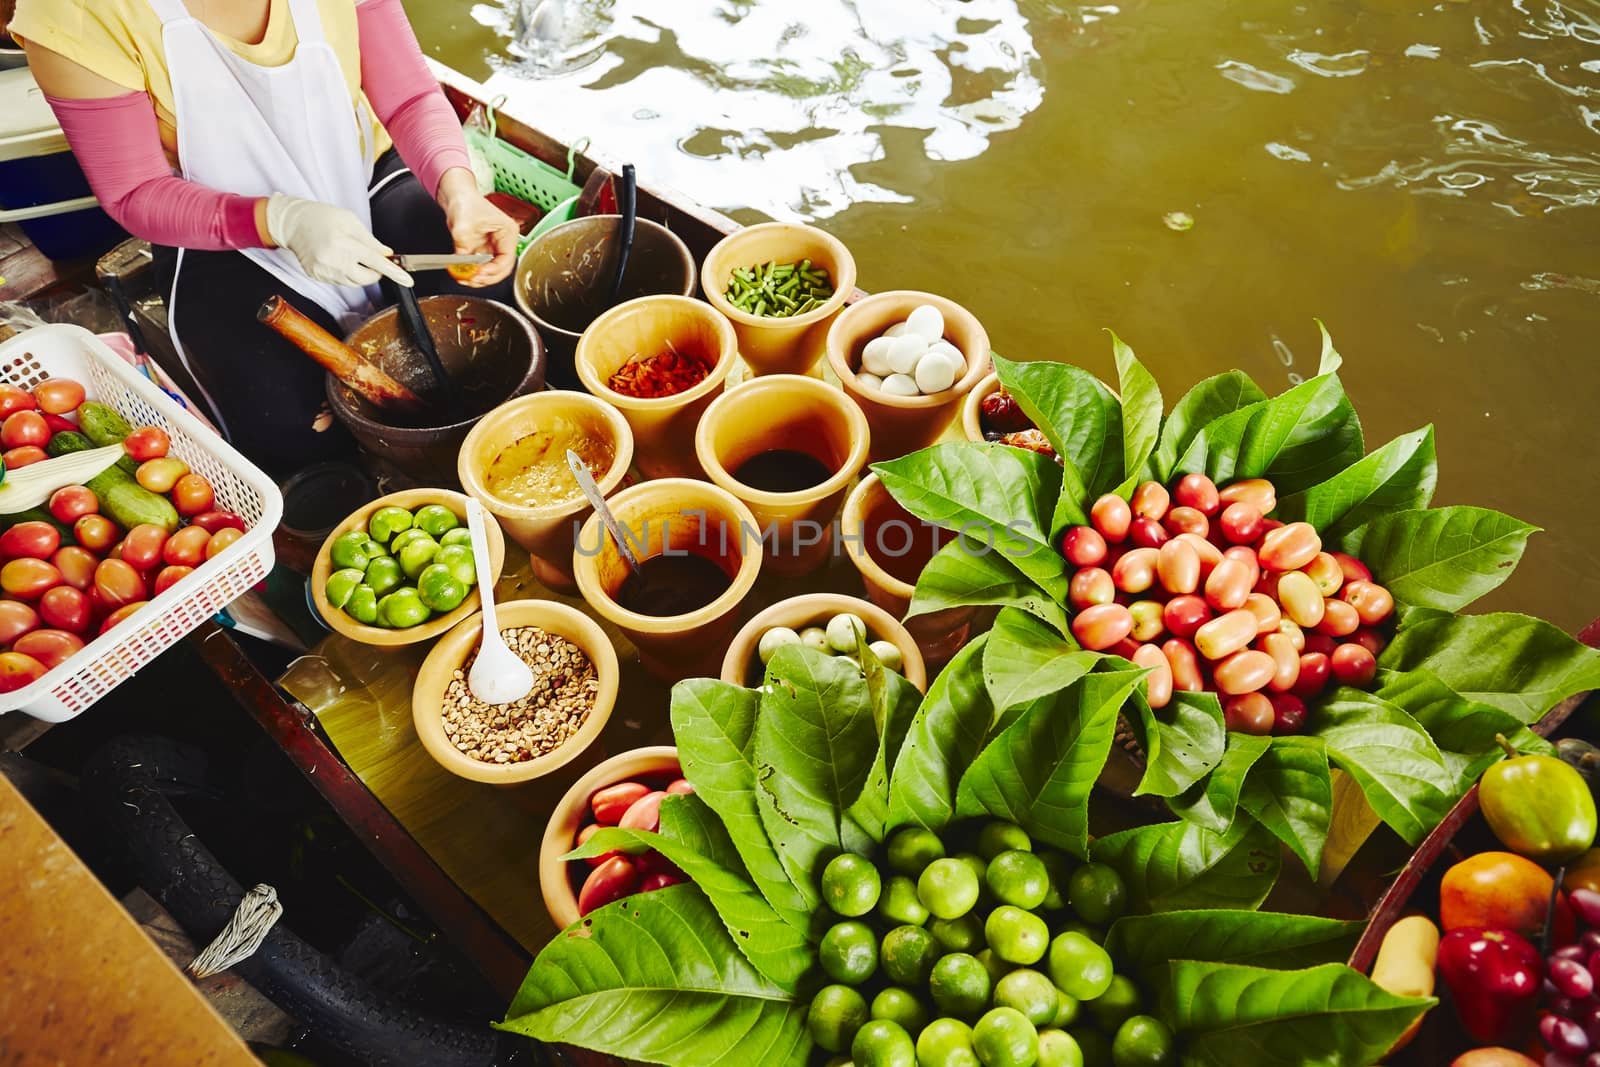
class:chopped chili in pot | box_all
[607,346,712,399]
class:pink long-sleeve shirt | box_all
[45,0,473,251]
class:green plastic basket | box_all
[465,97,589,253]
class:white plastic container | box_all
[0,325,282,722]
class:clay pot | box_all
[962,372,1003,443]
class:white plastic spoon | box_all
[465,497,533,705]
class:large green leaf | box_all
[1275,426,1437,537]
[982,607,1096,711]
[1104,910,1362,992]
[888,636,994,834]
[1111,333,1163,490]
[1334,506,1539,612]
[1314,689,1456,846]
[992,353,1125,498]
[1170,732,1272,834]
[1123,688,1228,800]
[500,884,810,1066]
[1376,667,1553,790]
[1091,815,1281,913]
[1178,373,1364,495]
[1153,370,1267,482]
[957,670,1146,857]
[874,442,1070,600]
[1380,609,1600,724]
[671,679,811,922]
[907,540,1069,637]
[1166,961,1434,1067]
[847,640,926,845]
[1237,737,1334,878]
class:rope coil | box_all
[187,883,283,979]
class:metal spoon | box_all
[567,450,640,577]
[465,498,533,705]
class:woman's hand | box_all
[436,168,518,287]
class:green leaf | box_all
[888,636,994,834]
[981,607,1097,711]
[1125,688,1228,800]
[847,640,926,845]
[992,353,1124,498]
[1091,813,1281,913]
[1315,319,1344,376]
[1166,961,1433,1067]
[1153,370,1267,482]
[957,670,1146,858]
[1275,426,1437,537]
[1104,910,1363,992]
[1170,732,1272,833]
[1376,667,1554,789]
[1334,506,1539,612]
[1237,737,1334,878]
[1178,373,1364,495]
[1313,688,1455,846]
[1381,609,1600,724]
[671,679,811,922]
[907,540,1069,637]
[874,442,1070,600]
[500,884,810,1066]
[1111,333,1164,490]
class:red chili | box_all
[607,348,711,399]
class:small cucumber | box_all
[76,402,141,476]
[46,425,178,532]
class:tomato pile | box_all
[1056,474,1394,736]
[0,380,246,693]
[568,766,695,917]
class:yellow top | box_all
[9,0,391,164]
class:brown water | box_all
[409,0,1600,630]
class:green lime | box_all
[851,1018,915,1067]
[955,852,990,902]
[364,554,403,596]
[976,949,1013,988]
[1037,1028,1086,1067]
[1111,1015,1175,1067]
[919,858,981,920]
[378,587,430,629]
[972,1007,1038,1067]
[880,925,940,986]
[389,527,432,553]
[916,1017,979,1067]
[1051,990,1080,1028]
[398,536,441,580]
[413,503,459,538]
[985,905,1050,965]
[820,920,879,985]
[434,542,477,587]
[324,567,363,609]
[931,913,986,954]
[978,822,1032,860]
[1047,932,1114,1002]
[441,527,472,548]
[878,874,930,927]
[929,953,992,1018]
[987,849,1050,910]
[823,853,883,918]
[330,530,380,571]
[1070,1028,1113,1067]
[1087,975,1141,1033]
[366,506,413,544]
[808,984,870,1054]
[416,563,468,613]
[1067,864,1127,927]
[1038,849,1074,911]
[887,826,945,876]
[344,584,379,625]
[869,987,928,1035]
[994,968,1060,1027]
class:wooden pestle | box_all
[256,295,425,412]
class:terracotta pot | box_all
[309,488,506,646]
[840,473,973,663]
[826,290,992,462]
[700,222,857,378]
[537,746,680,929]
[720,593,927,692]
[962,372,1003,443]
[412,600,621,785]
[694,374,869,577]
[573,295,738,479]
[457,392,634,593]
[571,478,763,681]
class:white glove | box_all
[264,194,414,289]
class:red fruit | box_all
[639,871,685,892]
[1330,643,1377,687]
[41,412,77,434]
[1329,551,1372,585]
[1071,603,1134,651]
[666,779,693,795]
[51,546,97,591]
[1162,505,1209,539]
[92,559,145,609]
[1258,522,1322,572]
[1350,627,1387,656]
[591,781,650,826]
[2,446,47,469]
[1269,693,1308,735]
[47,485,98,524]
[1060,526,1108,567]
[206,528,242,560]
[1176,532,1223,577]
[152,565,195,596]
[1128,515,1169,550]
[575,822,619,868]
[119,524,168,572]
[1,410,49,450]
[578,855,640,916]
[162,526,211,568]
[0,521,60,560]
[0,601,39,644]
[1156,539,1201,595]
[190,510,247,534]
[171,474,215,517]
[1291,652,1331,698]
[1316,598,1361,637]
[1204,557,1255,612]
[0,384,38,419]
[1131,643,1173,710]
[1069,567,1115,611]
[38,586,91,635]
[32,378,85,415]
[0,557,60,600]
[12,629,83,670]
[1218,478,1277,514]
[1106,636,1142,660]
[73,515,119,552]
[1163,595,1212,641]
[1173,473,1221,516]
[1342,580,1395,626]
[1223,692,1275,735]
[1243,593,1281,635]
[1218,502,1264,545]
[1441,852,1574,942]
[122,426,171,462]
[1303,552,1345,597]
[1261,632,1301,693]
[1194,608,1258,661]
[1130,481,1170,521]
[1111,548,1159,595]
[619,790,667,833]
[0,651,46,692]
[98,601,149,634]
[1090,494,1132,543]
[1302,631,1337,657]
[1214,649,1275,696]
[1161,638,1204,693]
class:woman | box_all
[11,0,522,477]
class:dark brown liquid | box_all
[732,449,836,493]
[616,552,733,617]
[865,504,952,586]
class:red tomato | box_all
[0,601,39,645]
[0,521,60,560]
[38,585,92,635]
[152,565,195,596]
[172,474,215,517]
[42,412,77,434]
[12,629,84,670]
[162,526,211,567]
[0,385,38,420]
[73,515,119,553]
[3,446,47,470]
[1,411,49,450]
[0,651,46,692]
[135,457,189,493]
[119,524,168,572]
[32,379,86,415]
[122,426,171,462]
[0,557,60,600]
[47,485,98,524]
[191,510,247,534]
[93,559,145,609]
[99,601,149,635]
[206,527,242,560]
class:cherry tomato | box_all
[2,446,47,469]
[47,485,98,524]
[99,601,149,635]
[12,629,83,670]
[0,600,39,644]
[153,565,195,596]
[1060,526,1107,567]
[0,557,60,600]
[171,474,215,517]
[32,379,86,415]
[206,527,243,559]
[1,410,49,450]
[93,559,146,609]
[1090,494,1132,543]
[0,385,38,420]
[73,514,119,553]
[42,412,77,434]
[0,651,46,692]
[1172,473,1221,516]
[38,585,92,635]
[1330,643,1378,687]
[191,510,247,534]
[162,526,211,567]
[0,521,60,561]
[122,426,171,462]
[119,524,169,572]
[135,457,189,493]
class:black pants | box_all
[153,150,516,480]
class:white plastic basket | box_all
[0,324,283,722]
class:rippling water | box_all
[408,0,1600,629]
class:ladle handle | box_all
[466,497,500,639]
[256,295,425,412]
